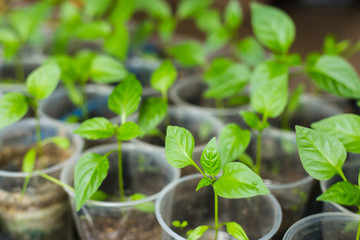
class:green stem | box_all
[40,172,74,192]
[344,41,360,59]
[255,130,262,175]
[117,139,125,201]
[80,83,89,120]
[356,219,360,240]
[191,162,208,180]
[213,187,219,240]
[338,169,348,182]
[14,53,25,83]
[34,103,44,166]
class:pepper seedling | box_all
[296,115,360,240]
[0,62,70,192]
[165,126,269,240]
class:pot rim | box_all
[0,118,84,178]
[155,173,283,240]
[60,142,180,208]
[283,212,360,240]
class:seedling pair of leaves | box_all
[0,62,70,193]
[296,114,360,240]
[49,51,128,122]
[73,60,177,210]
[165,125,269,240]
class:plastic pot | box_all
[61,143,180,240]
[155,174,282,240]
[0,118,84,240]
[283,212,360,240]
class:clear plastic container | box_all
[246,127,314,239]
[283,212,360,240]
[0,118,84,240]
[155,174,282,240]
[61,143,180,240]
[132,107,224,176]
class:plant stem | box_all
[34,103,44,165]
[338,169,348,182]
[40,172,74,192]
[255,113,268,175]
[14,53,25,83]
[80,83,89,120]
[213,187,219,240]
[356,219,360,240]
[117,139,125,201]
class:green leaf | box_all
[172,221,181,228]
[165,126,194,168]
[90,55,128,83]
[51,55,77,83]
[0,27,21,59]
[317,181,360,206]
[90,190,109,201]
[84,0,113,18]
[187,225,210,240]
[134,0,171,19]
[109,0,135,25]
[250,61,288,118]
[167,41,206,67]
[104,23,129,61]
[196,177,212,191]
[116,122,143,141]
[26,62,61,100]
[74,117,115,140]
[234,37,265,67]
[150,60,177,97]
[295,126,346,181]
[131,193,155,213]
[214,162,269,198]
[138,97,167,134]
[158,17,176,43]
[251,2,295,53]
[74,50,96,83]
[204,63,250,99]
[204,57,234,83]
[239,111,269,131]
[75,153,109,211]
[205,27,231,53]
[219,124,251,167]
[311,114,360,153]
[195,9,222,34]
[200,137,221,176]
[21,148,37,194]
[286,84,304,115]
[225,222,249,240]
[306,55,360,98]
[0,92,28,129]
[132,20,154,47]
[225,0,243,31]
[43,136,70,149]
[108,75,142,121]
[74,21,111,39]
[177,0,212,19]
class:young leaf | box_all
[250,61,288,118]
[74,50,96,83]
[167,41,206,67]
[0,92,28,129]
[75,153,110,211]
[251,2,295,54]
[84,0,113,18]
[138,97,167,134]
[26,62,61,100]
[134,0,171,19]
[116,122,143,141]
[225,222,249,240]
[195,9,222,34]
[187,225,210,240]
[306,55,360,98]
[295,126,346,181]
[43,136,70,149]
[286,84,304,115]
[204,58,234,83]
[74,21,112,39]
[150,60,177,97]
[234,37,265,67]
[131,193,155,213]
[239,111,269,131]
[104,23,129,61]
[158,17,176,43]
[200,137,221,176]
[219,124,251,167]
[225,0,243,31]
[21,148,36,194]
[165,126,195,168]
[108,75,142,122]
[214,162,269,198]
[91,55,128,83]
[172,220,181,228]
[0,27,20,59]
[110,0,135,25]
[311,114,360,153]
[176,0,212,19]
[74,117,115,140]
[196,177,212,191]
[317,181,360,206]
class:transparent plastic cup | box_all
[283,213,360,240]
[155,174,282,240]
[0,118,84,240]
[246,127,314,239]
[132,107,223,176]
[61,143,180,240]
